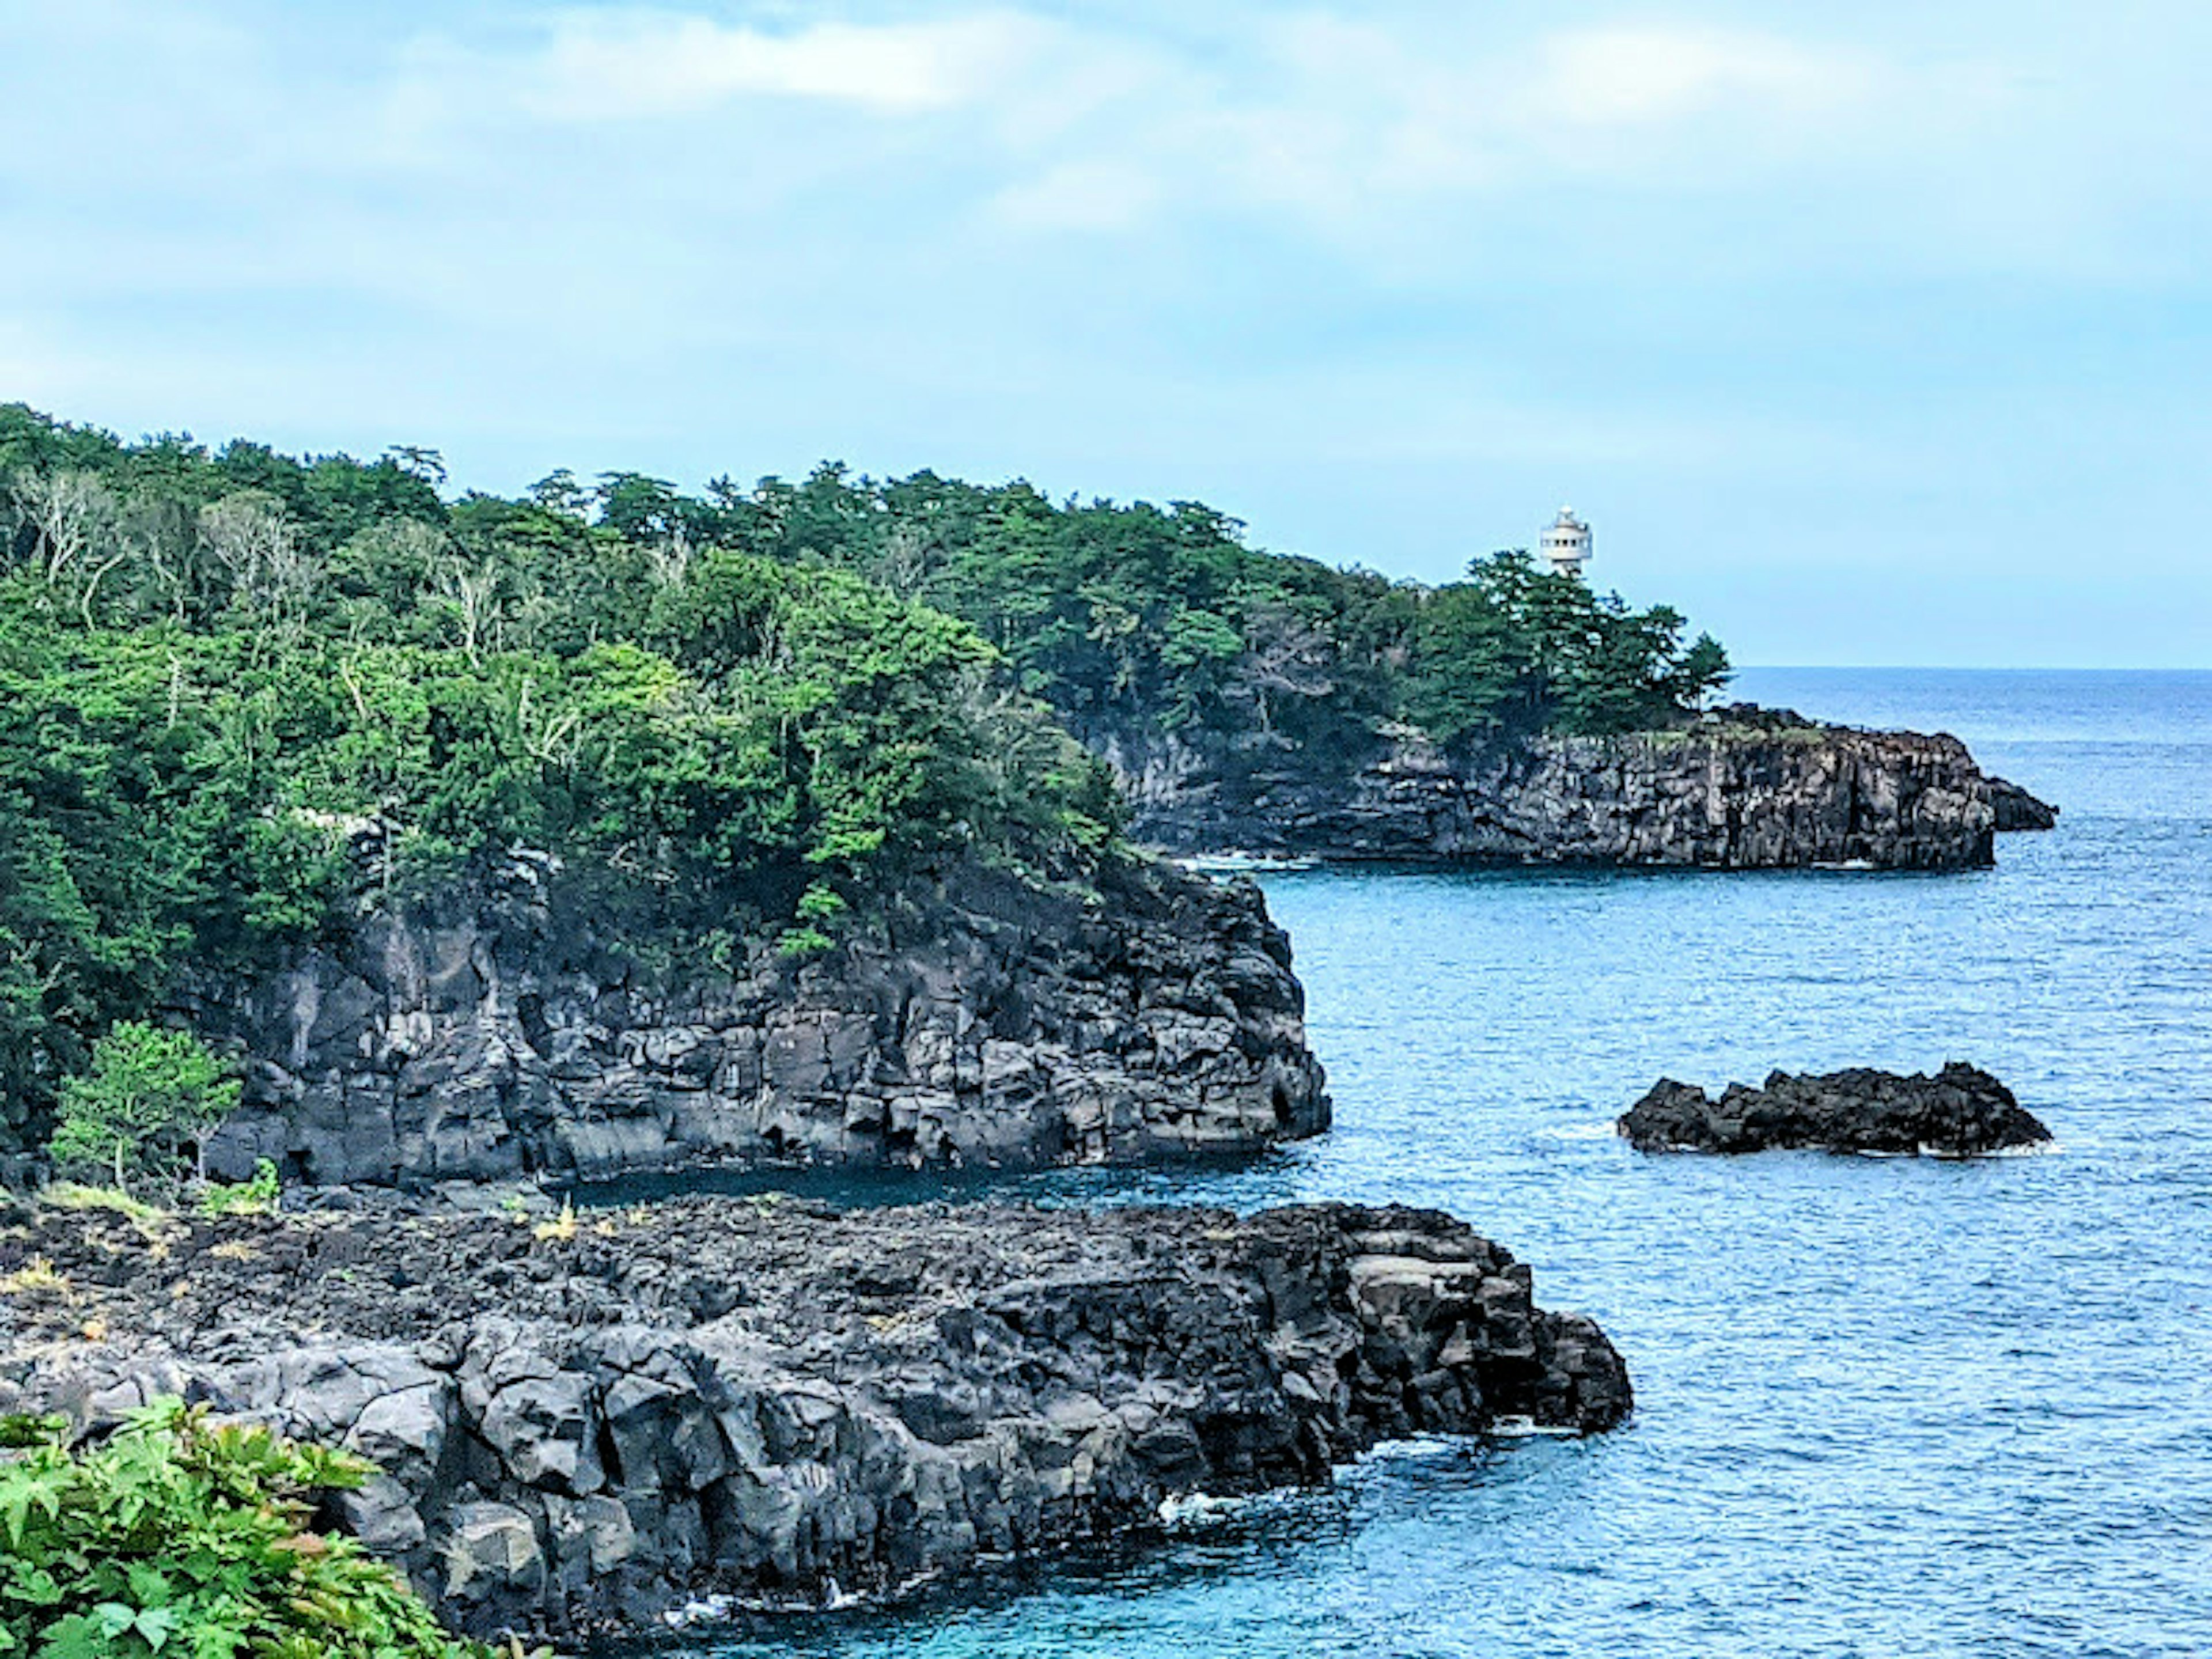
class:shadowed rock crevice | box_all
[0,1196,1630,1642]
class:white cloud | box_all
[514,10,1051,119]
[991,161,1161,233]
[1529,25,1876,128]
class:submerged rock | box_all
[1618,1062,2053,1156]
[1098,704,2036,871]
[193,854,1327,1190]
[0,1195,1628,1642]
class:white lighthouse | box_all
[1539,506,1592,579]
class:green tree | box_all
[47,1022,241,1192]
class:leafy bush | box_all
[0,1401,496,1658]
[47,1024,240,1195]
[197,1157,281,1218]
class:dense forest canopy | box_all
[0,406,1120,1147]
[535,461,1729,752]
[0,403,1727,1147]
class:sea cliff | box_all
[1097,706,2047,871]
[0,1193,1631,1642]
[195,850,1327,1191]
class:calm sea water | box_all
[645,669,2212,1659]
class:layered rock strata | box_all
[1099,706,2049,871]
[0,1194,1630,1642]
[195,854,1327,1190]
[1618,1062,2052,1156]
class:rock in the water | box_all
[191,853,1327,1190]
[1100,704,2035,871]
[1618,1062,2052,1156]
[0,1194,1630,1642]
[1987,775,2059,832]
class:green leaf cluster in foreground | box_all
[0,1403,495,1659]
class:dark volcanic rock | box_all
[1618,1063,2052,1156]
[191,853,1327,1190]
[1987,775,2059,832]
[1096,705,2028,871]
[0,1195,1629,1641]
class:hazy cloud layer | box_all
[2,1,2205,664]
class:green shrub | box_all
[0,1401,498,1658]
[47,1024,241,1195]
[775,925,835,961]
[197,1157,281,1218]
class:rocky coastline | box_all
[0,1192,1630,1642]
[193,852,1327,1192]
[1096,706,2056,872]
[1618,1063,2052,1156]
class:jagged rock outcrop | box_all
[1618,1062,2052,1156]
[1096,705,2038,871]
[190,854,1327,1190]
[0,1194,1630,1641]
[1987,775,2059,832]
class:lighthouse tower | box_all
[1539,506,1592,579]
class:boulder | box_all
[1618,1063,2053,1156]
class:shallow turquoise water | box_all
[638,670,2212,1659]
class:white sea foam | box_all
[1355,1434,1468,1463]
[1546,1116,1625,1142]
[1488,1415,1582,1440]
[1158,1491,1245,1528]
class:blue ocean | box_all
[647,669,2212,1659]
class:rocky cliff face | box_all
[0,1194,1631,1642]
[195,854,1327,1190]
[1096,706,2048,871]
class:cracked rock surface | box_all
[190,854,1328,1190]
[0,1193,1629,1642]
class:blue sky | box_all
[3,1,2206,665]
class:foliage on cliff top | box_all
[0,1402,498,1658]
[471,460,1730,752]
[0,402,1725,1148]
[0,406,1117,1147]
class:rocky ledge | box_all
[1987,775,2060,832]
[192,853,1327,1191]
[1101,705,2056,871]
[0,1194,1628,1642]
[1618,1062,2053,1156]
